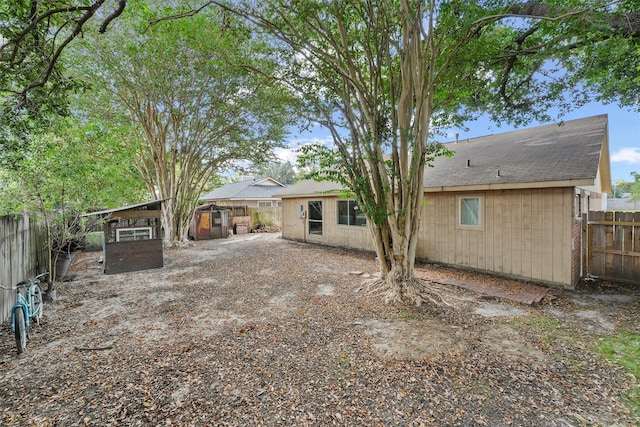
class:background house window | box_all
[258,201,273,207]
[308,200,323,235]
[116,227,152,242]
[337,200,366,226]
[457,196,483,229]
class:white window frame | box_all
[257,201,273,208]
[116,227,152,242]
[456,195,484,230]
[575,192,582,219]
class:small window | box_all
[308,200,323,235]
[258,201,272,207]
[116,227,152,242]
[337,200,366,226]
[457,195,483,229]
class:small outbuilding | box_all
[85,200,165,275]
[190,204,229,240]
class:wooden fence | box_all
[588,211,640,284]
[0,214,47,324]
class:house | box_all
[275,115,612,289]
[607,197,640,211]
[83,200,165,275]
[200,177,286,233]
[200,177,286,208]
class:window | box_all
[258,201,273,207]
[116,227,152,242]
[337,200,366,226]
[457,195,483,229]
[308,200,323,235]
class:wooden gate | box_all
[588,211,640,284]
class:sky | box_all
[280,102,640,185]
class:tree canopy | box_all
[213,0,640,304]
[0,1,128,155]
[70,3,298,244]
[1,0,638,304]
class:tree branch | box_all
[99,0,127,33]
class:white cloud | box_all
[611,147,640,164]
[274,147,299,164]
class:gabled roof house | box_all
[275,115,612,289]
[200,177,286,208]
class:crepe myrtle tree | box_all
[71,4,299,245]
[210,0,640,305]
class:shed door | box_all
[195,212,211,240]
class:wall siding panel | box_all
[521,190,533,279]
[282,186,576,288]
[420,188,574,287]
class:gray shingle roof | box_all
[276,115,610,197]
[200,177,285,200]
[425,114,609,189]
[274,180,344,198]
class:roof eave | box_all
[598,125,613,194]
[423,179,597,192]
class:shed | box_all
[190,204,229,240]
[85,200,165,275]
[275,115,612,289]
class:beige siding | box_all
[281,196,371,251]
[421,188,574,287]
[283,187,576,287]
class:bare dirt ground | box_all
[1,232,638,426]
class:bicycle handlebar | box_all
[0,272,49,290]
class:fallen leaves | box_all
[0,234,637,426]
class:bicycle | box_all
[1,272,46,354]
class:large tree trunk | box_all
[363,1,436,306]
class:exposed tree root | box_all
[163,240,194,249]
[365,277,454,307]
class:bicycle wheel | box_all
[31,285,43,325]
[14,307,26,354]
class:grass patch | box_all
[598,330,640,416]
[510,315,566,345]
[395,311,418,320]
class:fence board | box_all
[604,212,615,277]
[622,212,634,281]
[613,212,624,277]
[635,212,640,281]
[588,211,640,284]
[590,211,605,277]
[0,215,47,324]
